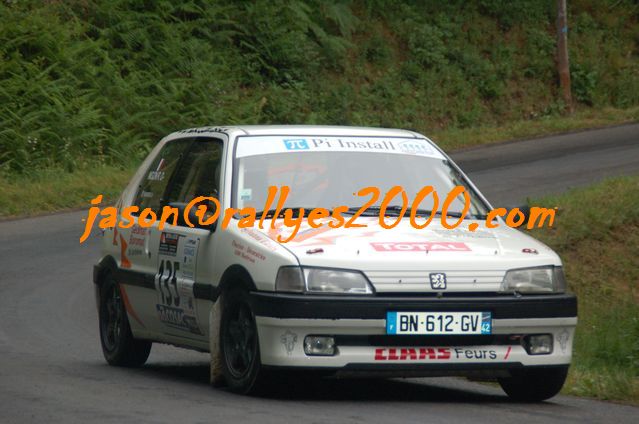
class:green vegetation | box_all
[432,106,639,151]
[3,105,638,218]
[530,176,639,403]
[1,0,638,180]
[0,165,134,217]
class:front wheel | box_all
[220,289,268,394]
[498,366,569,402]
[99,274,151,367]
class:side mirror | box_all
[200,198,219,232]
[504,205,531,228]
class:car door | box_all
[145,137,225,344]
[116,138,193,337]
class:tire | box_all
[498,366,569,402]
[219,288,268,394]
[99,274,151,367]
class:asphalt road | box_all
[451,123,639,206]
[1,124,638,423]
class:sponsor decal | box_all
[283,139,309,150]
[147,158,167,181]
[454,348,498,360]
[397,139,434,155]
[235,136,446,159]
[159,232,180,256]
[308,138,397,152]
[240,228,279,252]
[374,347,500,361]
[127,226,147,256]
[371,242,470,252]
[232,239,265,263]
[429,272,447,290]
[280,330,298,355]
[267,220,333,244]
[177,126,227,134]
[127,248,144,257]
[156,304,202,334]
[375,347,451,361]
[282,137,400,153]
[247,246,265,261]
[155,235,202,335]
[182,238,197,280]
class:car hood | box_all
[259,217,560,293]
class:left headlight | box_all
[275,266,374,295]
[501,266,566,294]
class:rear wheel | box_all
[99,274,151,366]
[220,288,268,394]
[498,366,568,402]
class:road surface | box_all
[1,124,638,423]
[452,123,639,205]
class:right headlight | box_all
[501,266,566,294]
[275,266,374,295]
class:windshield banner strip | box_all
[235,136,445,159]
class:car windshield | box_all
[233,135,490,218]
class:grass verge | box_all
[530,176,639,404]
[0,165,135,218]
[430,106,639,151]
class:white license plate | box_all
[386,311,492,335]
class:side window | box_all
[164,138,224,207]
[133,139,192,213]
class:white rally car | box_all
[93,125,577,400]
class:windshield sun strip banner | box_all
[235,136,446,159]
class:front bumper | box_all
[251,292,577,375]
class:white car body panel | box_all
[95,125,576,375]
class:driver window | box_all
[132,139,192,214]
[164,138,223,213]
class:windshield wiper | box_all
[417,210,487,220]
[342,205,434,217]
[255,206,322,219]
[342,206,382,217]
[255,206,487,221]
[342,206,487,220]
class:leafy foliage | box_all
[0,0,638,176]
[531,176,639,402]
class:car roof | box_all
[166,125,422,140]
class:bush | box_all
[571,62,598,105]
[407,23,448,69]
[0,0,638,176]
